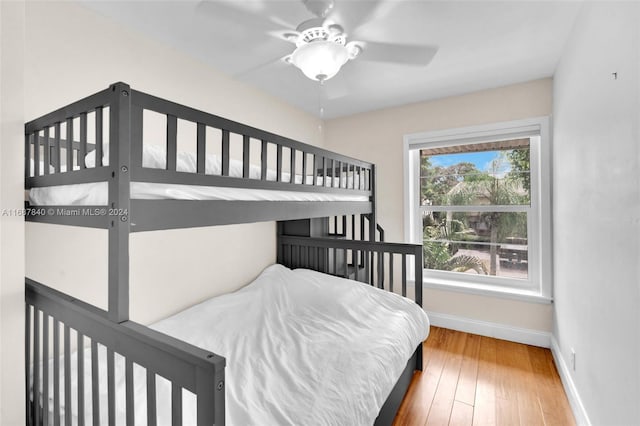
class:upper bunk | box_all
[25,82,375,232]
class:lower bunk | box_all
[26,238,427,426]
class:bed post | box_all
[414,244,424,371]
[369,164,377,242]
[108,82,132,323]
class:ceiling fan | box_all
[199,0,438,84]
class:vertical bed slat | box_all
[125,359,134,426]
[343,249,348,278]
[354,166,358,189]
[312,155,318,186]
[344,163,348,189]
[80,112,87,169]
[321,157,327,187]
[172,384,182,426]
[25,305,31,426]
[43,313,50,426]
[43,127,50,175]
[107,348,115,426]
[33,132,40,177]
[290,148,296,183]
[54,122,62,173]
[66,118,73,172]
[64,325,71,426]
[25,134,31,180]
[331,159,337,187]
[402,254,407,297]
[260,140,268,181]
[77,333,85,426]
[332,248,337,276]
[415,247,423,307]
[221,130,230,177]
[378,251,384,289]
[130,106,144,171]
[91,340,100,426]
[147,372,157,426]
[95,106,104,167]
[311,247,317,270]
[342,216,347,237]
[389,254,394,293]
[166,115,177,171]
[351,163,355,188]
[242,135,250,178]
[302,152,307,184]
[195,367,216,426]
[53,319,60,426]
[276,144,282,182]
[321,247,327,273]
[33,309,41,426]
[354,250,360,281]
[196,123,206,174]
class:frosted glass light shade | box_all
[291,40,349,81]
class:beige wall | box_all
[0,1,25,424]
[553,2,639,423]
[23,1,323,324]
[324,79,554,332]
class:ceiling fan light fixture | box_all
[290,40,349,81]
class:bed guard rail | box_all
[26,279,225,426]
[25,82,374,199]
[277,236,423,307]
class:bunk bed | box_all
[24,82,428,426]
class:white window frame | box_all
[403,117,552,302]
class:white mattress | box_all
[35,264,430,425]
[29,145,368,205]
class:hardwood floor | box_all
[393,327,575,426]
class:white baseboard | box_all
[550,336,591,426]
[426,310,551,348]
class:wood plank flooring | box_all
[394,327,575,426]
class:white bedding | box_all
[35,264,429,425]
[29,145,368,205]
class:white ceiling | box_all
[83,0,582,119]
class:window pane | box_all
[420,139,530,206]
[422,210,528,280]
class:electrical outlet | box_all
[570,348,576,371]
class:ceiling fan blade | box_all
[197,0,292,35]
[329,0,384,33]
[357,42,438,66]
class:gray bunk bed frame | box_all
[24,82,424,426]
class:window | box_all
[404,118,551,300]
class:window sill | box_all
[423,277,553,304]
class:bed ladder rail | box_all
[327,214,385,242]
[25,279,226,426]
[277,236,423,307]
